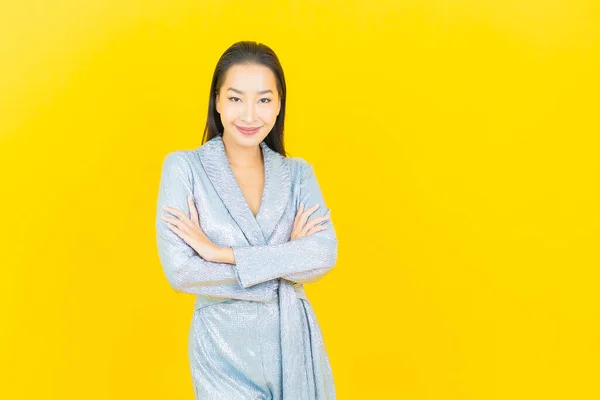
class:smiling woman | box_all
[155,41,338,400]
[216,63,281,145]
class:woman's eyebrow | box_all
[227,87,273,95]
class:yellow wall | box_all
[1,1,598,398]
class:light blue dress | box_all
[155,135,338,399]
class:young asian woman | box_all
[156,41,338,400]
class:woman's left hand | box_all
[160,195,222,262]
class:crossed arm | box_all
[156,152,338,294]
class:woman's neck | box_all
[222,134,263,168]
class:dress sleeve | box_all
[155,152,240,294]
[231,160,338,289]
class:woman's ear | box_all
[215,93,220,114]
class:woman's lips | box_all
[235,125,261,135]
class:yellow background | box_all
[1,1,599,399]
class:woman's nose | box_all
[241,102,256,122]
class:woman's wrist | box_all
[213,246,235,264]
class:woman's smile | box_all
[235,125,262,135]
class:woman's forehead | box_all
[223,64,277,91]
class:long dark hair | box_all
[202,41,287,157]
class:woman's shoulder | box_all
[160,149,195,168]
[285,156,314,182]
[158,149,203,182]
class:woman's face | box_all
[216,63,281,149]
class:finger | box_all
[162,215,191,234]
[305,224,328,236]
[297,204,317,228]
[298,204,319,231]
[301,218,324,236]
[302,204,320,219]
[187,195,200,227]
[309,214,331,226]
[300,216,330,236]
[163,205,195,229]
[296,203,304,220]
[166,221,191,242]
[294,203,303,226]
[291,203,304,236]
[163,205,186,219]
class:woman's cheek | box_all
[262,108,278,123]
[221,107,238,121]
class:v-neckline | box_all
[197,135,291,246]
[222,139,269,222]
[227,147,266,219]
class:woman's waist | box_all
[193,280,307,311]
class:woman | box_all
[155,41,338,400]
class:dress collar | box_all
[197,135,291,245]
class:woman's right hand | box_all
[290,203,331,240]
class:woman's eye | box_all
[228,97,271,103]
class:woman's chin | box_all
[225,129,266,147]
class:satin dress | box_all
[155,135,338,399]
